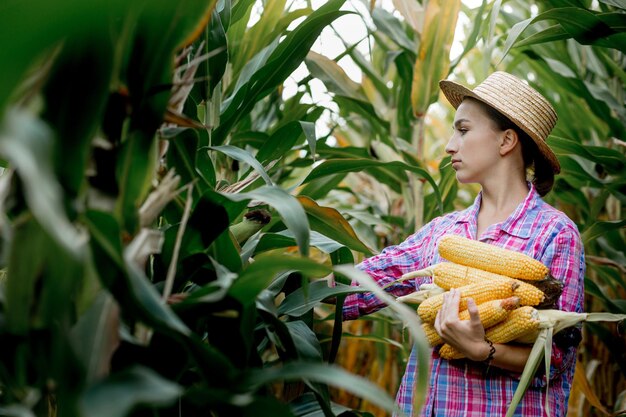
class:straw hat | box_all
[439,71,560,174]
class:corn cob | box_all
[438,306,540,359]
[403,262,545,307]
[438,343,465,360]
[438,308,626,361]
[485,306,540,342]
[438,234,549,281]
[524,275,564,309]
[229,209,272,244]
[423,296,520,347]
[422,323,442,346]
[417,280,519,324]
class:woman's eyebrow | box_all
[453,118,470,128]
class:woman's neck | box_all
[476,177,529,238]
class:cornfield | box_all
[0,0,624,416]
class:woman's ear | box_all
[499,128,519,156]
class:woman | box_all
[343,71,585,416]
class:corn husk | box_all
[395,283,445,306]
[506,311,626,417]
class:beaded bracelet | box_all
[483,337,496,368]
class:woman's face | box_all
[445,98,504,184]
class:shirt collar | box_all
[455,183,541,239]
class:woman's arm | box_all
[343,219,443,320]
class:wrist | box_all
[479,337,496,366]
[468,337,495,362]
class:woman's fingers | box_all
[465,297,481,326]
[437,289,461,336]
[440,288,460,318]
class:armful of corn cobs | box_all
[392,235,626,360]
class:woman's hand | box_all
[434,288,491,362]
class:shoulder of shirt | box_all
[533,198,581,238]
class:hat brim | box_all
[439,79,561,174]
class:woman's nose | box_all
[445,134,458,155]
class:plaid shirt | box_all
[343,185,585,417]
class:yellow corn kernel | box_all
[485,306,540,343]
[428,263,545,306]
[423,323,443,347]
[438,234,549,281]
[424,297,520,347]
[459,297,520,327]
[417,280,518,324]
[439,343,465,360]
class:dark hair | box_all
[468,98,555,196]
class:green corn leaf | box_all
[543,326,554,414]
[240,361,401,416]
[346,47,390,97]
[582,220,626,244]
[0,110,82,253]
[298,196,372,255]
[584,277,622,313]
[450,0,488,70]
[305,51,367,101]
[4,219,49,335]
[85,210,191,337]
[222,185,311,256]
[211,145,273,185]
[227,0,288,79]
[515,24,572,48]
[289,392,353,416]
[506,328,549,417]
[216,1,348,144]
[255,231,345,255]
[70,291,120,384]
[115,131,158,234]
[501,7,626,62]
[0,0,124,113]
[80,366,182,417]
[253,233,298,253]
[371,7,416,53]
[598,0,626,8]
[558,156,604,188]
[286,321,323,361]
[303,158,442,214]
[228,254,331,303]
[548,135,626,176]
[301,121,317,160]
[42,35,114,202]
[278,280,365,317]
[255,121,311,165]
[333,265,427,416]
[411,0,461,117]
